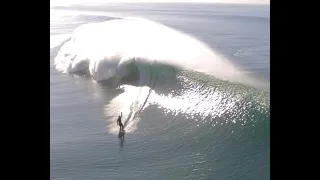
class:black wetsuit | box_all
[117,116,124,131]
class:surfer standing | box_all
[117,112,124,131]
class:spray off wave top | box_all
[54,17,268,89]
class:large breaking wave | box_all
[53,17,269,134]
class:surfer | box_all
[117,112,124,131]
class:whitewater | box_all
[54,17,268,89]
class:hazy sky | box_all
[51,0,270,7]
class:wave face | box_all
[103,69,269,134]
[54,17,269,134]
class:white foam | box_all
[54,17,268,88]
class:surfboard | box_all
[118,129,125,138]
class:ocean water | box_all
[50,3,270,180]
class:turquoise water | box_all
[50,3,269,180]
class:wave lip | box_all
[54,17,268,89]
